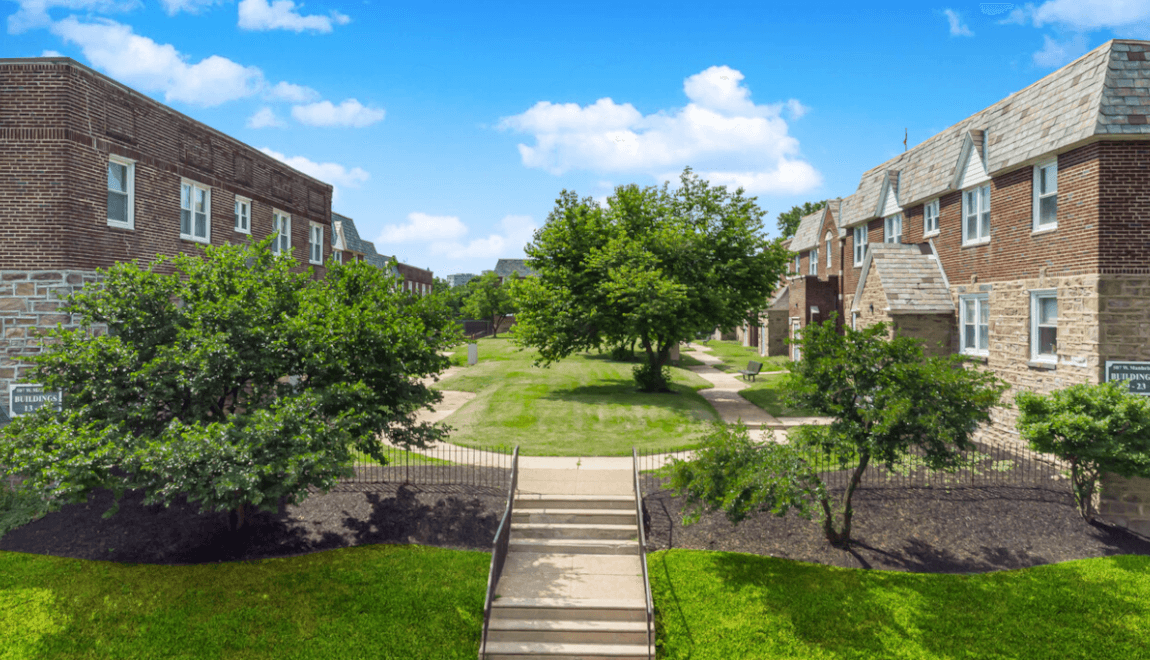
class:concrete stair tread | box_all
[489,619,647,632]
[493,597,646,610]
[509,539,638,553]
[516,494,633,503]
[514,508,636,517]
[513,523,636,531]
[482,641,649,655]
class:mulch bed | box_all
[0,467,509,565]
[643,478,1150,573]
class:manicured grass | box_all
[438,338,718,456]
[349,445,456,467]
[650,549,1150,660]
[0,544,487,660]
[699,340,789,373]
[736,372,819,418]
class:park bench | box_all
[737,360,763,382]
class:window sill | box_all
[1028,359,1057,370]
[234,228,251,235]
[961,353,989,364]
[106,221,134,230]
[180,235,211,244]
[923,230,940,238]
[1031,225,1057,236]
[309,260,323,266]
[961,238,991,248]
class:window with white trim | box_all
[234,197,251,233]
[1033,160,1057,230]
[793,254,800,273]
[1031,290,1058,361]
[271,210,291,256]
[825,232,833,268]
[960,294,990,355]
[107,156,134,229]
[309,223,323,265]
[884,214,902,244]
[809,249,818,275]
[853,225,868,266]
[924,199,939,236]
[962,185,991,245]
[333,251,342,265]
[180,180,211,243]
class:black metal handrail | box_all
[634,447,655,660]
[479,445,518,659]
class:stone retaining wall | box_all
[0,269,100,415]
[1099,472,1150,539]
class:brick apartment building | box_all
[753,40,1150,535]
[0,57,335,415]
[331,212,435,295]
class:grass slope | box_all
[0,545,487,660]
[691,340,789,373]
[650,549,1150,660]
[439,338,717,456]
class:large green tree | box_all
[463,271,518,337]
[665,317,1008,546]
[776,200,826,239]
[1016,382,1150,520]
[513,168,790,392]
[0,238,459,528]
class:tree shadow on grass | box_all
[696,550,1150,660]
[541,382,700,402]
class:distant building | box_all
[446,273,478,288]
[493,259,537,284]
[331,213,433,295]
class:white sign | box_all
[8,383,62,417]
[1105,361,1150,395]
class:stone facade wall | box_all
[892,313,955,357]
[764,310,788,356]
[0,270,101,415]
[1099,472,1150,539]
[852,267,890,332]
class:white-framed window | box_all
[793,254,800,273]
[234,196,251,234]
[180,180,211,243]
[809,248,818,275]
[271,210,291,256]
[107,155,134,229]
[308,222,323,265]
[960,294,990,355]
[1030,290,1058,362]
[924,198,940,236]
[853,225,868,266]
[1033,160,1057,231]
[884,214,902,244]
[333,251,342,265]
[825,233,833,268]
[962,185,991,245]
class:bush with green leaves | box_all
[665,316,1008,546]
[513,167,790,392]
[1016,381,1150,520]
[0,238,459,528]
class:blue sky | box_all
[4,0,1150,277]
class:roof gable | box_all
[875,170,902,218]
[953,130,989,189]
[851,242,954,314]
[789,206,828,252]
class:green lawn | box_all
[737,372,820,418]
[696,340,789,373]
[349,445,456,467]
[438,338,718,455]
[0,544,487,660]
[650,549,1150,660]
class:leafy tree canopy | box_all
[513,167,790,391]
[1016,382,1150,520]
[776,200,826,240]
[0,238,459,528]
[463,271,517,337]
[665,316,1008,545]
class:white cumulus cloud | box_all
[247,107,285,128]
[291,99,385,127]
[944,9,975,36]
[498,65,822,195]
[238,0,350,33]
[266,81,320,103]
[49,17,263,106]
[1032,33,1090,67]
[160,0,218,15]
[378,213,470,244]
[1002,1,1150,65]
[40,49,63,56]
[259,147,369,201]
[7,0,138,34]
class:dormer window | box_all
[884,214,902,244]
[853,225,868,266]
[962,185,991,245]
[809,248,818,275]
[825,232,833,268]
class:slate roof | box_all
[789,207,826,252]
[332,212,392,271]
[838,39,1150,228]
[851,243,954,314]
[768,285,789,311]
[494,259,536,278]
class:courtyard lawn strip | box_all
[736,372,820,418]
[0,544,487,660]
[696,340,789,374]
[437,338,718,456]
[650,549,1150,660]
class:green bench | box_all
[737,361,763,382]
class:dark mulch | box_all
[643,478,1150,573]
[0,467,510,565]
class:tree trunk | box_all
[819,451,870,547]
[1070,461,1097,521]
[231,503,246,531]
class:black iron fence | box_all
[341,443,515,490]
[635,439,1068,496]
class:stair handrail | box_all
[479,445,519,659]
[633,447,655,660]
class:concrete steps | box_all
[482,483,652,659]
